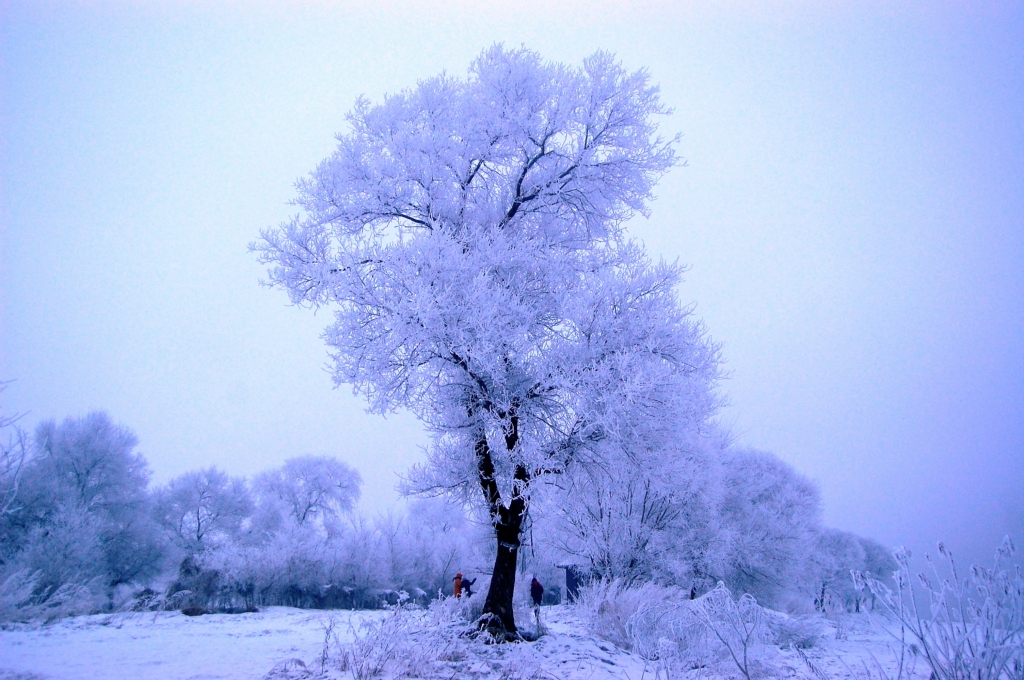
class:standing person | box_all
[462,577,476,598]
[530,576,545,636]
[453,573,463,598]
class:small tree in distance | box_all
[254,46,720,638]
[154,467,253,554]
[254,455,361,527]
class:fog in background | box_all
[2,1,1022,569]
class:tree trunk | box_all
[481,508,523,638]
[473,414,528,641]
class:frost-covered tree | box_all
[154,467,253,554]
[548,466,682,585]
[34,413,163,588]
[2,412,163,597]
[856,535,896,609]
[810,527,866,612]
[807,530,895,612]
[33,412,149,516]
[254,46,720,636]
[254,455,360,528]
[375,498,490,597]
[716,448,821,606]
[540,439,832,604]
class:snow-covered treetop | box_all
[261,46,675,298]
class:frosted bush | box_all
[335,601,471,679]
[628,594,717,666]
[576,578,679,650]
[688,583,772,680]
[578,579,772,679]
[0,568,103,623]
[424,590,482,628]
[0,569,39,622]
[329,594,554,679]
[859,537,1024,680]
[114,587,170,613]
[762,609,822,649]
[262,658,314,680]
[337,613,407,679]
[36,581,103,621]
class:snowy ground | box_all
[0,605,923,680]
[0,607,352,680]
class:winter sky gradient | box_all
[1,1,1022,568]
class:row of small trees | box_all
[0,408,494,619]
[536,438,896,612]
[0,400,892,620]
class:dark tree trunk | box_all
[474,413,528,640]
[481,505,524,637]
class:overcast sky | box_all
[2,1,1022,567]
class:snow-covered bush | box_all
[13,503,105,594]
[578,579,772,678]
[332,596,547,679]
[762,609,822,649]
[859,537,1024,680]
[576,578,678,651]
[0,569,38,620]
[0,568,104,623]
[688,583,771,680]
[335,601,471,678]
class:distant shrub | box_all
[762,609,821,649]
[0,568,103,623]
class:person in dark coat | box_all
[530,577,544,607]
[462,577,476,598]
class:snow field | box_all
[0,607,375,680]
[0,605,924,680]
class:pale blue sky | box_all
[2,1,1022,567]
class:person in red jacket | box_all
[530,577,543,607]
[453,573,463,598]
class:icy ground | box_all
[0,605,923,680]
